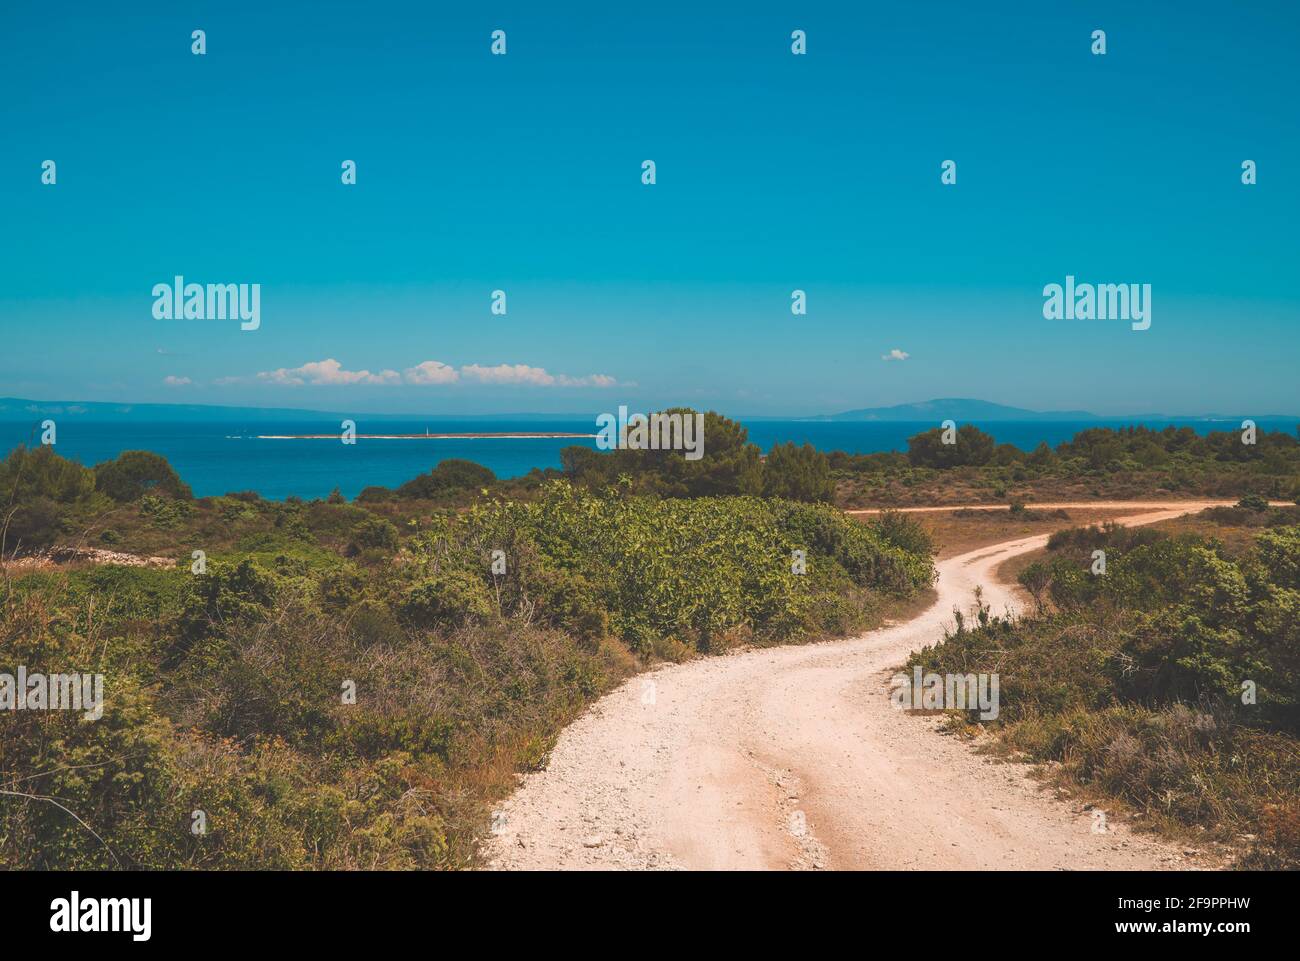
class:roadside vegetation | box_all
[0,422,933,870]
[560,410,835,502]
[5,413,1297,871]
[910,501,1300,868]
[834,423,1300,508]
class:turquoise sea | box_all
[1,417,1294,501]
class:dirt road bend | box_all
[483,503,1222,870]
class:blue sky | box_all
[2,0,1298,417]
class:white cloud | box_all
[403,360,460,385]
[257,358,401,386]
[460,364,618,388]
[249,358,619,388]
[565,373,618,388]
[881,349,910,362]
[461,363,556,386]
[163,375,191,386]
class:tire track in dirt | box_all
[483,502,1225,871]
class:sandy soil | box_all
[483,502,1226,871]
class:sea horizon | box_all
[6,0,1300,893]
[4,413,1296,501]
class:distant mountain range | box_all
[0,396,1294,425]
[813,399,1095,422]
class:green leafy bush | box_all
[0,445,94,505]
[907,424,996,468]
[921,519,1300,866]
[762,442,834,502]
[561,410,763,498]
[1237,493,1270,512]
[173,559,279,662]
[396,459,496,499]
[400,571,495,627]
[0,454,934,872]
[94,450,192,501]
[3,495,62,550]
[431,481,932,654]
[347,517,399,554]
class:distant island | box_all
[258,432,595,440]
[0,396,1295,426]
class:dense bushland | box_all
[835,424,1300,507]
[910,509,1300,867]
[560,411,836,502]
[0,447,932,869]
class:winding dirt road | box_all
[483,502,1228,871]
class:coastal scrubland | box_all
[2,412,1297,869]
[911,502,1300,868]
[0,428,930,869]
[834,423,1300,508]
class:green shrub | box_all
[869,509,934,560]
[438,481,932,652]
[915,519,1300,867]
[139,493,194,528]
[529,567,608,647]
[347,517,399,554]
[0,457,936,872]
[94,450,192,501]
[345,599,406,647]
[400,571,495,627]
[562,410,763,499]
[762,442,834,502]
[1256,526,1300,590]
[3,495,62,550]
[174,559,279,661]
[907,424,996,468]
[396,459,496,499]
[0,444,96,505]
[318,566,365,611]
